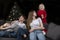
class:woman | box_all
[27,10,45,40]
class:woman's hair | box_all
[27,11,33,29]
[27,10,37,29]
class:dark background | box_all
[0,0,60,25]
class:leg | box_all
[10,32,16,37]
[17,28,26,35]
[37,32,46,40]
[23,29,29,35]
[43,23,48,30]
[0,31,10,37]
[17,28,26,40]
[0,31,5,36]
[17,33,22,40]
[29,32,36,40]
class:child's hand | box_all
[23,34,27,38]
[41,14,44,19]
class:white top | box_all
[18,22,26,29]
[6,21,26,31]
[30,18,42,29]
[12,21,26,29]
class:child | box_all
[37,3,48,35]
[37,3,47,24]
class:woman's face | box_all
[19,16,25,21]
[39,4,45,10]
[33,11,37,17]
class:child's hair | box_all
[18,15,26,20]
[18,15,26,24]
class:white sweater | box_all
[30,18,42,29]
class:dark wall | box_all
[0,0,60,25]
[46,0,60,24]
[0,0,15,19]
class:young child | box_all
[37,3,47,24]
[37,3,48,35]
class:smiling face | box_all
[19,15,25,22]
[39,4,45,10]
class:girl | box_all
[37,3,48,34]
[27,10,45,40]
[37,3,47,24]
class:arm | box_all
[44,10,47,18]
[23,24,27,29]
[41,14,44,19]
[41,10,47,19]
[0,22,17,30]
[0,23,10,30]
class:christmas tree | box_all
[7,2,22,21]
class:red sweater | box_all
[37,10,47,24]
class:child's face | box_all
[19,16,25,22]
[39,4,45,10]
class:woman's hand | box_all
[29,28,35,32]
[0,27,5,30]
[0,26,6,30]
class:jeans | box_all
[0,31,10,37]
[29,30,45,40]
[17,28,28,40]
